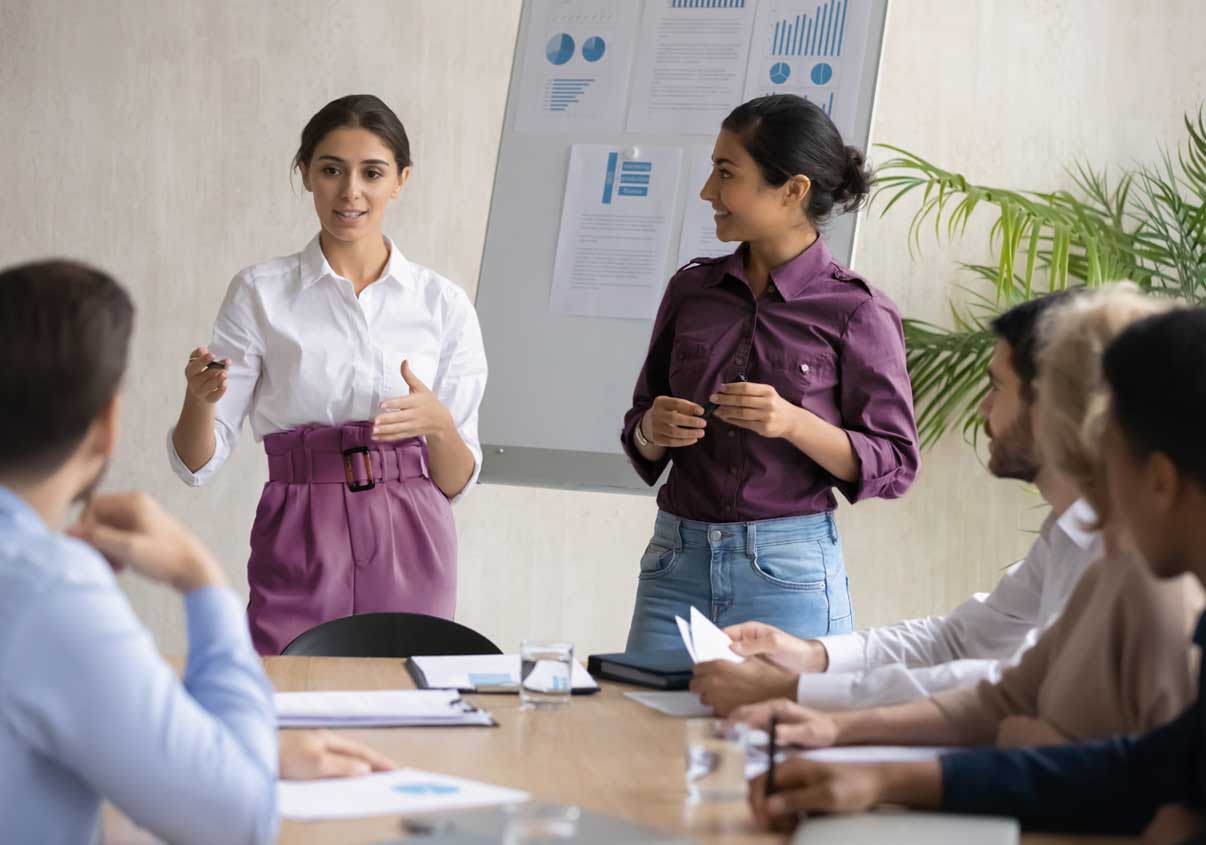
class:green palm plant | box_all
[872,109,1206,448]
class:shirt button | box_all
[723,504,732,513]
[728,430,736,439]
[709,529,722,542]
[729,465,739,476]
[800,363,810,374]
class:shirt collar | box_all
[0,484,47,536]
[299,233,414,291]
[706,237,834,301]
[1054,498,1101,550]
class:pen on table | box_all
[766,713,778,796]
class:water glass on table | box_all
[684,717,749,803]
[519,640,574,710]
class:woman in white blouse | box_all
[168,94,487,654]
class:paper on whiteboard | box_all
[676,151,734,268]
[515,0,639,133]
[742,0,874,137]
[550,143,683,320]
[626,0,756,135]
[278,768,528,820]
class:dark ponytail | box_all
[721,94,872,224]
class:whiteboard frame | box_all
[475,0,892,495]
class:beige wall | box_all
[1,0,1203,655]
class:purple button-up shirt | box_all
[621,238,919,523]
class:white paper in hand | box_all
[675,615,697,662]
[688,606,744,663]
[675,607,744,665]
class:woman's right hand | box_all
[184,345,229,404]
[642,396,707,447]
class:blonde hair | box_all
[1034,283,1178,525]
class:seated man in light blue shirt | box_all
[0,260,388,844]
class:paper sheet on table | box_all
[549,143,683,320]
[675,606,744,665]
[676,152,734,268]
[746,745,950,779]
[514,0,640,133]
[626,0,756,134]
[278,768,528,820]
[409,654,598,692]
[275,690,493,728]
[742,0,875,137]
[624,690,713,718]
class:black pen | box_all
[703,373,747,420]
[766,713,778,796]
[205,360,228,370]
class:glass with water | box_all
[519,640,574,709]
[684,718,749,803]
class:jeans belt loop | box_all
[828,512,837,543]
[746,521,757,558]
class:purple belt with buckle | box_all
[265,434,429,492]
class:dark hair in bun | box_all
[722,94,873,224]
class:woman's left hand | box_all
[711,381,802,439]
[373,360,454,442]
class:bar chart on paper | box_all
[744,0,869,133]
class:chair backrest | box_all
[281,612,502,658]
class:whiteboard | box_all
[475,0,891,493]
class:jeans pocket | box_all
[749,540,827,590]
[638,538,680,581]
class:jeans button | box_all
[709,529,722,542]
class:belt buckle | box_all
[342,446,375,492]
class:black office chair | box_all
[281,612,502,658]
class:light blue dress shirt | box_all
[0,485,278,844]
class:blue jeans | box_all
[625,510,853,653]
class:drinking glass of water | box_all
[684,718,748,803]
[519,640,574,709]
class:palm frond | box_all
[879,106,1206,447]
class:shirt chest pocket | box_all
[667,340,712,400]
[773,354,838,410]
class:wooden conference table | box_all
[103,656,1134,844]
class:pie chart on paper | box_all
[582,36,606,62]
[546,33,574,65]
[769,62,791,84]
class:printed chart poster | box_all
[742,0,874,137]
[550,144,684,320]
[515,0,640,132]
[676,151,734,268]
[627,0,756,135]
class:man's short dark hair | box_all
[0,260,134,476]
[1103,307,1206,488]
[989,290,1081,401]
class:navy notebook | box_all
[586,649,694,690]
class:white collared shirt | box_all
[800,498,1102,709]
[167,235,487,500]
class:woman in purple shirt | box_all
[622,95,920,652]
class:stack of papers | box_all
[676,606,744,664]
[407,654,599,694]
[623,690,713,718]
[279,768,528,820]
[275,689,494,728]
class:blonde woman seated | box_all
[733,284,1203,753]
